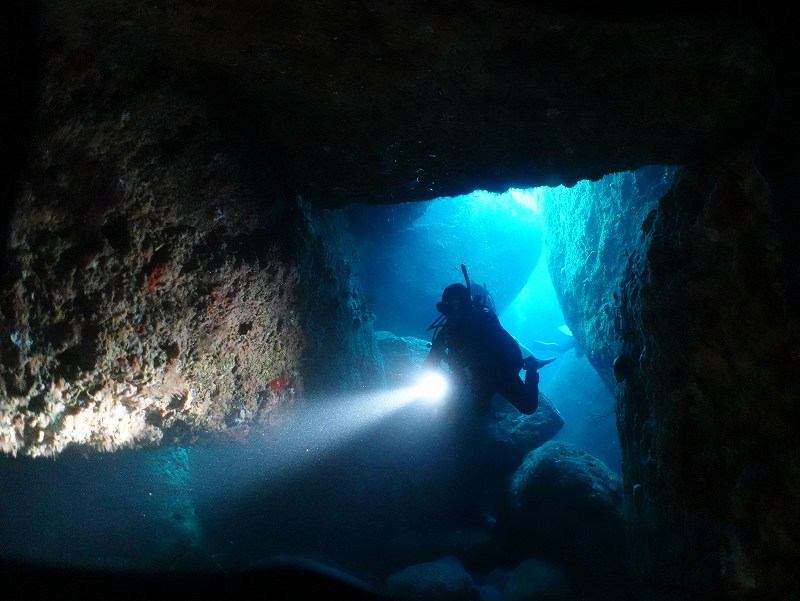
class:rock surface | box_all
[506,441,626,594]
[384,555,479,601]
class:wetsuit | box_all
[424,306,539,415]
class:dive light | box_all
[415,370,449,403]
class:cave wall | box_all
[615,151,800,598]
[293,200,386,396]
[0,39,382,456]
[545,152,800,597]
[8,1,772,209]
[543,165,679,391]
[0,2,779,459]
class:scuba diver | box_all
[422,264,555,416]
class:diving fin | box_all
[523,356,557,371]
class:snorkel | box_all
[461,263,471,298]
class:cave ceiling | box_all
[24,2,776,207]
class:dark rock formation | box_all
[506,440,627,598]
[2,2,799,599]
[384,555,479,601]
[616,152,799,599]
[502,558,572,601]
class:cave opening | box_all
[341,163,681,477]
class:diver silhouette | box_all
[422,264,555,415]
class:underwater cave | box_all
[2,2,799,601]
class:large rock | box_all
[483,397,565,476]
[505,441,627,598]
[542,165,679,391]
[14,2,768,209]
[0,198,384,457]
[502,558,571,601]
[384,555,479,601]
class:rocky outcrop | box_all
[616,152,800,598]
[20,1,770,208]
[502,558,572,601]
[506,441,626,598]
[380,441,626,600]
[0,191,382,457]
[542,165,679,392]
[384,555,479,601]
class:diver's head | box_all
[436,283,471,318]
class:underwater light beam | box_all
[285,374,448,454]
[192,371,449,503]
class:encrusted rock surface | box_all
[616,152,800,598]
[543,165,679,391]
[507,440,626,597]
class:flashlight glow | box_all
[414,371,449,403]
[190,371,452,508]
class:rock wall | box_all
[543,165,678,391]
[542,155,800,597]
[616,152,800,598]
[14,1,774,208]
[293,200,385,395]
[0,74,381,456]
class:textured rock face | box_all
[2,2,799,599]
[0,184,381,456]
[543,154,800,597]
[543,166,679,390]
[384,555,479,601]
[508,440,626,594]
[15,1,774,208]
[616,152,800,598]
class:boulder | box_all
[504,441,627,597]
[384,555,479,601]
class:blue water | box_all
[0,398,501,582]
